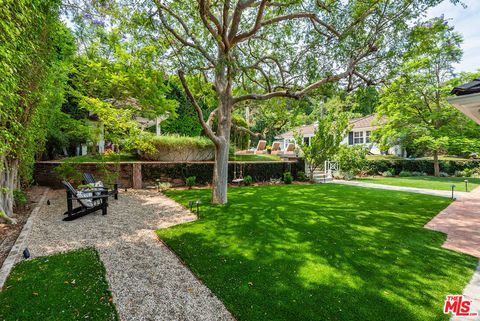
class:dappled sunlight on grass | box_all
[158,184,477,321]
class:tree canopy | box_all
[376,17,479,175]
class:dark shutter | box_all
[348,132,353,145]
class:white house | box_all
[274,114,405,156]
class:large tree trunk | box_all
[212,138,229,204]
[433,150,440,177]
[0,155,19,218]
[211,91,232,204]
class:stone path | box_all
[26,189,234,321]
[333,180,467,198]
[425,187,480,258]
[423,188,480,320]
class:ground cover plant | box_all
[60,152,139,163]
[0,248,118,321]
[357,176,480,192]
[158,184,477,321]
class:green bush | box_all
[399,171,412,177]
[185,176,196,189]
[297,171,306,181]
[53,161,82,185]
[136,134,215,161]
[283,172,293,184]
[411,171,424,176]
[13,189,28,206]
[243,175,253,186]
[334,145,367,176]
[381,170,394,177]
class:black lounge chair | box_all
[82,173,119,200]
[62,181,109,221]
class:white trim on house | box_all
[447,93,480,125]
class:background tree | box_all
[296,109,350,181]
[376,17,474,176]
[143,0,444,204]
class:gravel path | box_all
[26,189,234,321]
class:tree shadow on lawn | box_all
[159,185,478,321]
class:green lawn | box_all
[230,154,281,161]
[158,184,477,321]
[357,176,480,192]
[0,248,118,321]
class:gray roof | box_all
[275,114,382,140]
[452,78,480,96]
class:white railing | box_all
[324,160,339,178]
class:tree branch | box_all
[231,0,268,44]
[231,123,265,139]
[155,1,215,64]
[178,70,220,145]
[232,46,377,104]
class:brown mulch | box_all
[0,186,47,267]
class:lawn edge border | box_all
[0,188,49,290]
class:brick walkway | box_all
[425,187,480,258]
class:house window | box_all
[353,132,364,144]
[304,136,310,146]
[366,131,371,143]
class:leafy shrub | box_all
[283,172,293,184]
[460,168,473,177]
[13,189,28,206]
[334,145,368,176]
[185,176,196,189]
[399,171,412,177]
[381,170,394,177]
[411,171,424,176]
[137,134,215,161]
[53,161,82,185]
[297,171,306,181]
[343,172,355,180]
[439,172,449,177]
[243,175,253,186]
[158,182,172,191]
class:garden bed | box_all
[0,187,46,267]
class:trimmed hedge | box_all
[142,161,304,185]
[364,160,480,176]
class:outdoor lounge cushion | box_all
[76,190,94,208]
